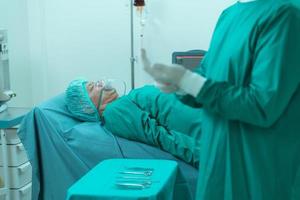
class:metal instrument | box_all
[115,166,155,190]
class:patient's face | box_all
[86,81,119,114]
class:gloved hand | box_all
[155,82,180,93]
[141,48,207,97]
[141,49,187,93]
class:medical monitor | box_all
[172,50,206,71]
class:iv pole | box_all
[130,0,145,90]
[130,0,135,90]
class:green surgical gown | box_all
[103,86,202,168]
[180,0,300,199]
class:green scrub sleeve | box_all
[193,6,300,127]
[103,96,200,168]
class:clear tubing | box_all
[140,11,146,49]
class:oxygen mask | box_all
[95,79,126,96]
[95,79,127,113]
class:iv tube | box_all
[140,13,146,49]
[134,0,146,49]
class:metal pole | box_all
[130,0,135,90]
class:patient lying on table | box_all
[65,79,202,168]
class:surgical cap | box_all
[65,79,100,122]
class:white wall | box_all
[3,0,236,107]
[27,0,132,105]
[0,0,32,107]
[135,0,236,87]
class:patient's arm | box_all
[126,85,203,140]
[102,89,201,168]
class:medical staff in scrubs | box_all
[142,0,300,199]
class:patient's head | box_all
[65,79,118,122]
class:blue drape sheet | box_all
[18,94,198,200]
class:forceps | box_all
[115,166,155,189]
[119,170,153,176]
[115,182,151,190]
[117,176,152,181]
[125,167,154,171]
[116,176,153,185]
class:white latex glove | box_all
[141,48,207,97]
[141,48,186,93]
[155,82,180,93]
[151,63,187,86]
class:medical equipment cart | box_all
[67,159,178,200]
[0,107,31,200]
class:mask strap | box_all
[97,88,104,112]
